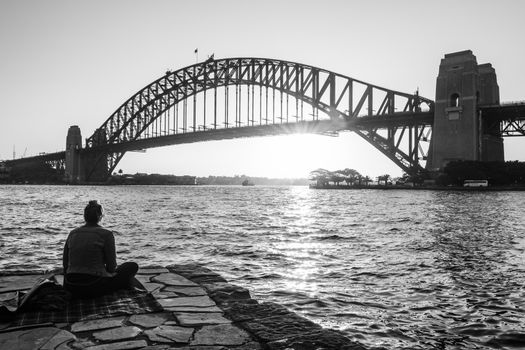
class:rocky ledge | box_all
[0,264,366,349]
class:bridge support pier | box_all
[65,126,82,183]
[429,50,504,172]
[65,126,109,183]
[80,152,109,183]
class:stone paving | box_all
[0,264,367,349]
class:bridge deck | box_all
[480,102,525,120]
[86,112,433,154]
[3,151,65,167]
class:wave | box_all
[314,234,346,241]
[242,272,283,280]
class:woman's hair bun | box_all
[84,200,103,223]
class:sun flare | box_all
[254,134,332,178]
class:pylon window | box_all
[450,93,460,107]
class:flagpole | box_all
[195,49,198,63]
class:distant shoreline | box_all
[0,182,310,186]
[309,184,525,191]
[2,183,525,190]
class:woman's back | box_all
[64,225,116,277]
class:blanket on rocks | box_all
[1,274,163,326]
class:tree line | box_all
[310,161,525,188]
[309,168,391,186]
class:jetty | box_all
[0,264,365,349]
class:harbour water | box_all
[1,185,524,349]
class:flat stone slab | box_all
[154,291,179,299]
[191,324,252,346]
[144,325,194,343]
[93,326,142,341]
[138,267,169,274]
[142,282,164,293]
[129,312,171,328]
[185,275,227,284]
[165,305,223,313]
[136,275,152,284]
[0,326,60,349]
[167,264,220,276]
[152,273,199,287]
[164,286,207,296]
[174,312,231,326]
[71,316,125,332]
[70,339,97,348]
[0,274,41,293]
[167,264,227,284]
[84,339,148,350]
[157,296,216,308]
[41,329,76,349]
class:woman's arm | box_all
[62,238,69,273]
[104,231,117,273]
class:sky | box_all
[1,0,524,179]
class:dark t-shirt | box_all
[63,224,117,277]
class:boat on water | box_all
[242,179,255,186]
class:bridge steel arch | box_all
[83,58,434,181]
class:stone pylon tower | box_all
[65,125,82,183]
[429,50,503,171]
[65,126,110,183]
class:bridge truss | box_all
[481,103,525,137]
[84,58,434,180]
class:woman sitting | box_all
[63,200,139,298]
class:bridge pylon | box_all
[65,126,109,183]
[429,50,503,171]
[65,125,82,183]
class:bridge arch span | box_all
[84,58,434,181]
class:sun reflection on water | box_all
[272,186,322,294]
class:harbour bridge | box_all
[3,50,525,183]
